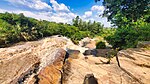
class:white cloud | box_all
[95,17,112,27]
[0,9,7,13]
[50,0,70,12]
[91,5,105,14]
[4,0,52,11]
[1,0,111,27]
[49,12,76,23]
[79,5,111,27]
[0,8,77,24]
[83,11,92,19]
[2,0,77,23]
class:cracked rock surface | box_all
[0,36,67,84]
[0,36,150,84]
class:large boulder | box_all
[79,37,96,49]
[0,37,67,84]
[38,49,66,84]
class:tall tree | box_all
[72,16,80,27]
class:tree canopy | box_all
[72,16,104,34]
[95,0,150,49]
[96,0,150,27]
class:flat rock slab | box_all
[63,55,139,84]
[118,48,150,84]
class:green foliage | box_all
[95,0,150,27]
[95,0,150,49]
[105,22,150,49]
[72,16,104,34]
[0,12,105,47]
[96,41,106,49]
[71,31,92,44]
[98,28,116,38]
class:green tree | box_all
[72,16,80,27]
[95,0,150,27]
[105,22,150,49]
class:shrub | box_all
[105,22,150,49]
[71,31,93,44]
[96,41,106,49]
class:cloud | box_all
[80,5,112,27]
[2,0,77,23]
[0,8,76,24]
[1,0,111,27]
[4,0,52,11]
[50,0,70,12]
[49,12,76,23]
[0,8,7,13]
[83,11,92,19]
[91,5,105,14]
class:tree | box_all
[95,0,150,27]
[72,16,104,34]
[72,16,80,27]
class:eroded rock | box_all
[38,49,66,84]
[0,36,67,84]
[83,74,98,84]
[62,54,139,84]
[67,50,80,59]
[0,36,150,84]
[117,48,150,84]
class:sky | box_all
[0,0,112,27]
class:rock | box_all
[137,41,150,48]
[83,49,97,56]
[0,47,40,84]
[117,48,150,84]
[85,40,96,49]
[83,74,98,84]
[83,49,114,57]
[67,49,80,59]
[61,36,88,53]
[95,49,114,57]
[38,49,66,84]
[79,37,91,47]
[62,54,139,84]
[0,37,67,84]
[1,36,150,84]
[79,37,96,49]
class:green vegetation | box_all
[105,22,150,49]
[0,12,106,47]
[72,16,104,34]
[96,41,106,49]
[1,0,149,49]
[95,0,150,27]
[96,0,150,49]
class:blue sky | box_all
[0,0,111,27]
